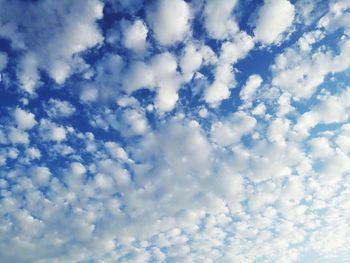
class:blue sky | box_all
[0,0,350,262]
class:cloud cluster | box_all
[0,0,350,262]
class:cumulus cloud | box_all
[204,0,238,39]
[204,63,235,107]
[39,119,67,142]
[204,31,254,107]
[180,44,203,81]
[123,19,148,52]
[254,0,295,44]
[211,111,256,146]
[45,99,76,119]
[14,108,37,130]
[240,74,263,103]
[147,0,191,45]
[151,52,182,112]
[8,127,29,144]
[0,0,104,90]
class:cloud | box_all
[1,0,350,262]
[204,63,235,107]
[180,44,203,81]
[8,127,29,144]
[204,0,238,39]
[254,0,295,45]
[204,31,254,107]
[0,52,8,72]
[240,74,263,104]
[0,0,104,91]
[152,52,182,112]
[147,0,191,45]
[14,108,37,130]
[39,119,67,142]
[45,99,76,119]
[272,37,350,99]
[123,19,148,52]
[211,111,256,146]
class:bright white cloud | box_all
[1,0,104,90]
[240,74,263,103]
[254,0,295,44]
[14,108,37,130]
[39,119,67,142]
[211,111,256,146]
[148,0,191,45]
[8,127,29,144]
[204,0,238,39]
[180,44,203,81]
[123,19,148,51]
[45,99,76,119]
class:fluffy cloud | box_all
[180,44,203,81]
[147,0,191,45]
[39,119,67,142]
[8,127,29,144]
[240,74,263,103]
[45,99,76,119]
[204,0,238,39]
[211,111,256,146]
[0,0,104,91]
[123,19,148,52]
[14,108,37,130]
[204,31,254,107]
[272,37,350,99]
[204,63,235,107]
[254,0,295,44]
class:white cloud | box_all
[45,99,76,119]
[152,52,181,112]
[39,119,66,142]
[240,74,263,103]
[211,111,256,146]
[0,52,8,72]
[123,19,148,51]
[267,117,290,145]
[204,32,254,108]
[16,52,40,94]
[121,109,149,136]
[204,0,238,39]
[14,108,37,130]
[25,147,41,160]
[105,141,129,162]
[8,127,29,144]
[220,32,254,65]
[335,124,350,154]
[272,39,350,99]
[148,0,191,45]
[1,0,104,90]
[31,166,51,186]
[204,63,235,107]
[254,0,295,45]
[180,44,203,81]
[122,61,155,94]
[80,85,99,103]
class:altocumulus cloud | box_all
[1,0,350,262]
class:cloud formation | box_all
[0,0,350,262]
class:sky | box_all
[0,0,350,262]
